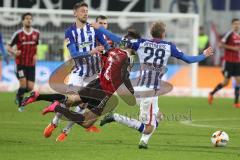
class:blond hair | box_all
[150,21,166,39]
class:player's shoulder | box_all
[221,30,234,43]
[12,28,23,36]
[64,23,76,34]
[223,30,234,38]
[32,28,40,34]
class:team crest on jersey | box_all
[22,36,26,40]
[32,35,37,40]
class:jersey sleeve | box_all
[94,29,111,50]
[171,43,206,63]
[170,43,184,58]
[97,26,141,50]
[9,31,18,47]
[221,31,232,43]
[64,28,76,47]
[121,38,141,51]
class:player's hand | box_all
[96,46,105,52]
[203,47,214,57]
[91,22,101,29]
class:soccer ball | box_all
[211,131,229,147]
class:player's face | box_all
[74,6,88,23]
[97,19,108,29]
[232,20,240,32]
[23,15,32,28]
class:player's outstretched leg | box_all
[100,113,115,126]
[21,91,39,106]
[100,113,146,133]
[22,92,66,106]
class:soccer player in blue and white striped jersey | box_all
[44,2,111,140]
[92,21,214,149]
[22,11,111,141]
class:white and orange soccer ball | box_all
[211,131,229,147]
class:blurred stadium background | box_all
[0,0,240,95]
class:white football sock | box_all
[140,126,156,144]
[52,112,62,125]
[113,113,145,132]
[63,121,75,134]
[62,105,85,133]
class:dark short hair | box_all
[21,12,32,21]
[96,15,107,22]
[73,2,88,10]
[232,18,240,24]
[125,28,141,39]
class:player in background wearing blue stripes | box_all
[91,21,214,149]
[22,2,111,141]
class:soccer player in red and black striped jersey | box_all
[41,47,134,130]
[209,18,240,108]
[7,12,40,112]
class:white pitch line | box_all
[180,119,240,130]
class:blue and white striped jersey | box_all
[96,26,206,90]
[65,23,109,77]
[126,38,184,89]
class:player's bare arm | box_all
[219,42,240,51]
[6,45,21,56]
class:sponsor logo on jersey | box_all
[78,41,93,48]
[32,35,37,40]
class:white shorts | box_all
[66,71,85,93]
[137,96,159,127]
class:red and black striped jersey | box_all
[99,48,133,95]
[221,30,240,63]
[9,28,40,66]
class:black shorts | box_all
[222,62,240,78]
[16,65,35,82]
[78,78,109,115]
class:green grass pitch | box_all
[0,92,239,160]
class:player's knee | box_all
[143,125,154,134]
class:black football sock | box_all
[37,94,66,102]
[234,86,240,104]
[210,83,224,95]
[17,87,27,107]
[55,106,85,125]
